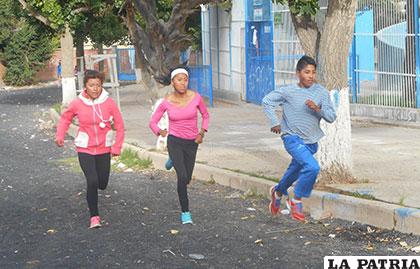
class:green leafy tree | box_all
[3,23,55,86]
[0,0,55,86]
[18,0,128,103]
[120,0,222,85]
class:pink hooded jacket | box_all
[55,90,125,155]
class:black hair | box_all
[296,55,317,71]
[83,69,105,86]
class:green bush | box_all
[3,24,55,86]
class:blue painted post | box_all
[414,0,420,108]
[244,0,250,102]
[351,35,357,103]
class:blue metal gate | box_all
[189,65,213,107]
[245,0,275,104]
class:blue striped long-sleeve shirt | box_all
[262,83,336,144]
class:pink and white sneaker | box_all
[89,216,102,229]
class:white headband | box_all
[171,68,189,79]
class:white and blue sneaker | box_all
[181,212,193,224]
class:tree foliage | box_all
[3,24,55,86]
[19,0,128,50]
[0,0,55,86]
[120,0,221,85]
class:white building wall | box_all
[231,0,246,100]
[201,0,246,102]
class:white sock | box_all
[292,198,302,203]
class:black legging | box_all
[167,135,198,212]
[78,152,111,217]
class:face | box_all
[297,64,316,88]
[85,78,103,100]
[171,73,189,94]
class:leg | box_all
[78,153,99,217]
[293,143,319,198]
[183,142,198,185]
[275,158,301,196]
[95,153,111,190]
[283,136,319,198]
[167,136,189,212]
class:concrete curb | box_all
[50,108,420,235]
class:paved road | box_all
[1,87,419,269]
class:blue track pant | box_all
[274,135,320,198]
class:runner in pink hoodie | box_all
[55,70,124,229]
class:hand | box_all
[195,134,203,144]
[55,138,64,147]
[159,129,168,137]
[305,99,321,112]
[270,125,281,134]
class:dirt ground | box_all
[1,86,420,269]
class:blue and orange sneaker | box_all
[287,198,305,222]
[269,186,282,215]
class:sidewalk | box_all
[116,83,420,234]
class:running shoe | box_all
[269,186,281,215]
[165,158,173,170]
[89,216,102,229]
[287,199,305,222]
[181,212,193,224]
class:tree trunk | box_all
[121,0,167,103]
[61,25,76,105]
[290,0,357,181]
[317,89,354,183]
[0,62,6,87]
[75,33,85,71]
[98,43,104,72]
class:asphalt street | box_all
[0,86,419,269]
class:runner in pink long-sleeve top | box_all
[149,67,209,225]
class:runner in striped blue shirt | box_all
[262,55,336,222]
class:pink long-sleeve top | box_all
[149,93,209,140]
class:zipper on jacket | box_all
[92,103,99,154]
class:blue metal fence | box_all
[188,65,213,107]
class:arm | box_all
[261,87,287,128]
[149,101,167,136]
[55,101,76,146]
[197,95,209,131]
[318,90,337,123]
[195,95,210,144]
[110,100,125,156]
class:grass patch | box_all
[52,103,62,114]
[223,168,277,182]
[204,174,216,185]
[348,192,376,200]
[398,196,406,206]
[113,148,152,172]
[241,187,264,200]
[54,157,81,173]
